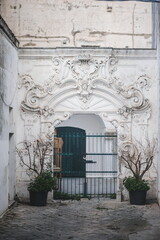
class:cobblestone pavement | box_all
[0,199,160,240]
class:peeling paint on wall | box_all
[0,0,152,48]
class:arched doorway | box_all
[53,114,117,199]
[18,50,153,201]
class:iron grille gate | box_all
[54,127,117,199]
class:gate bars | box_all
[53,132,118,198]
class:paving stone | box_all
[0,199,160,240]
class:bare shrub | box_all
[16,137,52,177]
[119,139,157,181]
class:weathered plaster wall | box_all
[0,19,18,215]
[17,48,157,200]
[1,0,152,48]
[155,3,160,205]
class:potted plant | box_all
[123,177,150,205]
[16,137,56,206]
[120,139,156,205]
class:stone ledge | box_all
[0,16,19,48]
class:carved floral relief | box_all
[19,54,152,130]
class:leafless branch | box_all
[119,138,157,181]
[16,137,53,176]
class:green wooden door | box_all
[56,127,86,177]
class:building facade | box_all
[1,0,160,215]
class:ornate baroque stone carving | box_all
[19,74,54,118]
[117,106,132,119]
[133,108,151,125]
[100,112,131,142]
[53,112,71,127]
[52,54,118,103]
[136,75,151,91]
[19,54,151,120]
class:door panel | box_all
[56,127,86,177]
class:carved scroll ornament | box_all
[19,75,54,117]
[19,54,151,118]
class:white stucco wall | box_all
[17,48,158,200]
[59,114,106,134]
[0,28,18,215]
[155,3,160,205]
[1,0,152,48]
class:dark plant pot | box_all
[29,191,48,206]
[129,190,147,205]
